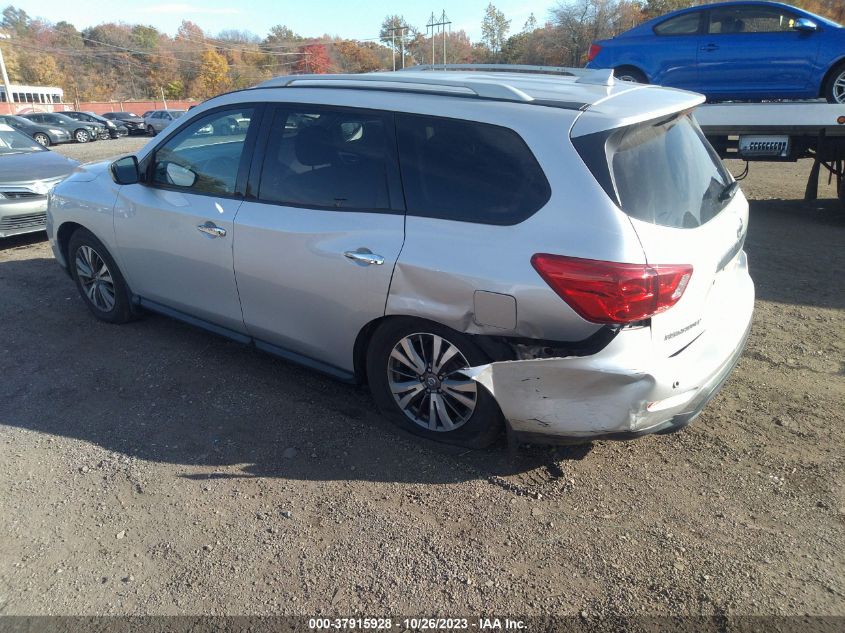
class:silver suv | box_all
[47,67,754,448]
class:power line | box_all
[426,10,452,67]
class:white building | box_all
[0,84,64,104]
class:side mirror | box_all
[793,18,818,32]
[165,162,197,187]
[111,155,140,185]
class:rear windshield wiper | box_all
[718,180,740,203]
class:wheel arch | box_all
[353,315,398,385]
[613,64,648,82]
[56,221,85,271]
[353,314,510,386]
[819,56,845,97]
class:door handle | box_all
[197,221,227,238]
[344,248,384,266]
[700,43,719,52]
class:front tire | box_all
[33,133,50,147]
[614,66,648,84]
[824,62,845,104]
[68,228,135,324]
[366,318,503,449]
[147,125,156,136]
[74,128,91,143]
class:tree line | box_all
[0,0,842,103]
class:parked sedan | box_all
[587,1,845,103]
[0,124,78,238]
[21,112,103,143]
[0,114,71,147]
[101,111,147,135]
[143,109,186,136]
[63,111,128,139]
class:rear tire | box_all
[614,66,648,84]
[823,62,845,104]
[68,228,135,324]
[366,318,503,449]
[33,133,50,147]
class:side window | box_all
[709,7,797,34]
[151,108,254,197]
[396,114,551,225]
[257,107,392,210]
[654,11,702,35]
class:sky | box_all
[10,0,557,43]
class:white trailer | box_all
[694,101,845,207]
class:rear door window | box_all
[654,11,703,35]
[396,113,550,225]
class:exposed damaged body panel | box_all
[465,255,754,441]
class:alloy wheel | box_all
[75,129,89,143]
[387,332,478,432]
[33,133,50,147]
[75,245,116,312]
[833,70,845,104]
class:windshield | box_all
[598,114,733,228]
[0,128,45,154]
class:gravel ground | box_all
[50,136,150,164]
[0,145,843,618]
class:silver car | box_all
[144,109,186,136]
[46,68,754,447]
[0,124,78,238]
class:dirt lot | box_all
[0,139,843,618]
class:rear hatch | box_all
[572,90,749,356]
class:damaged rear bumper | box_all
[466,268,754,444]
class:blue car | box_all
[586,1,845,103]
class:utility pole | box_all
[0,33,14,113]
[426,11,451,67]
[387,23,407,70]
[127,60,137,100]
[160,86,168,110]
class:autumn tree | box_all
[333,40,381,73]
[192,48,230,99]
[295,43,332,74]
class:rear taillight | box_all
[587,44,602,62]
[531,254,693,325]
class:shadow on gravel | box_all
[745,198,844,310]
[0,231,47,251]
[0,257,591,485]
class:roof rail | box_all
[408,64,616,87]
[255,73,536,103]
[409,63,584,76]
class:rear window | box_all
[654,12,702,35]
[575,114,733,229]
[396,113,550,225]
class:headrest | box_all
[295,125,335,167]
